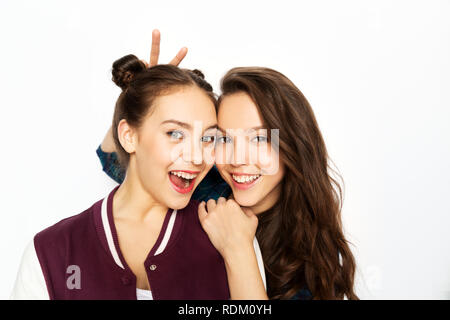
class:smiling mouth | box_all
[168,170,199,194]
[230,173,262,190]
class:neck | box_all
[113,162,168,223]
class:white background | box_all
[1,0,449,299]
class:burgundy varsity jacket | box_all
[13,186,231,300]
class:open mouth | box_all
[169,170,199,194]
[231,173,261,190]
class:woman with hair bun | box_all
[97,32,359,300]
[10,35,267,299]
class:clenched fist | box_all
[198,197,258,259]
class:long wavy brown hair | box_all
[218,67,358,300]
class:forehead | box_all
[218,92,264,130]
[148,86,216,125]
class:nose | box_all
[182,136,203,165]
[192,143,203,165]
[231,135,248,166]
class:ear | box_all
[117,119,137,154]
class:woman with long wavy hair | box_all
[96,31,358,300]
[198,67,358,300]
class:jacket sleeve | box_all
[10,240,50,300]
[96,145,125,184]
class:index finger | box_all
[169,47,188,66]
[198,201,208,224]
[149,29,161,67]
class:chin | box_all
[166,195,191,210]
[231,190,260,208]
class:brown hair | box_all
[218,67,358,300]
[111,54,215,168]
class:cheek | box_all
[263,164,284,188]
[136,135,174,173]
[253,145,281,176]
[202,144,216,166]
[215,163,227,178]
[214,143,231,165]
[258,150,285,193]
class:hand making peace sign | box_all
[140,29,188,68]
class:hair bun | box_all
[112,54,146,90]
[191,69,205,80]
[185,68,212,92]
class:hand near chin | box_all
[198,197,258,259]
[140,29,188,68]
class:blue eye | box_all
[167,130,184,140]
[217,136,232,144]
[201,135,216,143]
[251,136,268,143]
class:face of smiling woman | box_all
[120,86,217,210]
[215,92,285,214]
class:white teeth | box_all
[170,171,198,179]
[232,174,261,183]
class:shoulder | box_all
[177,199,208,236]
[178,199,200,220]
[34,202,97,252]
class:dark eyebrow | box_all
[161,120,218,132]
[160,120,192,129]
[248,126,267,131]
[217,125,267,133]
